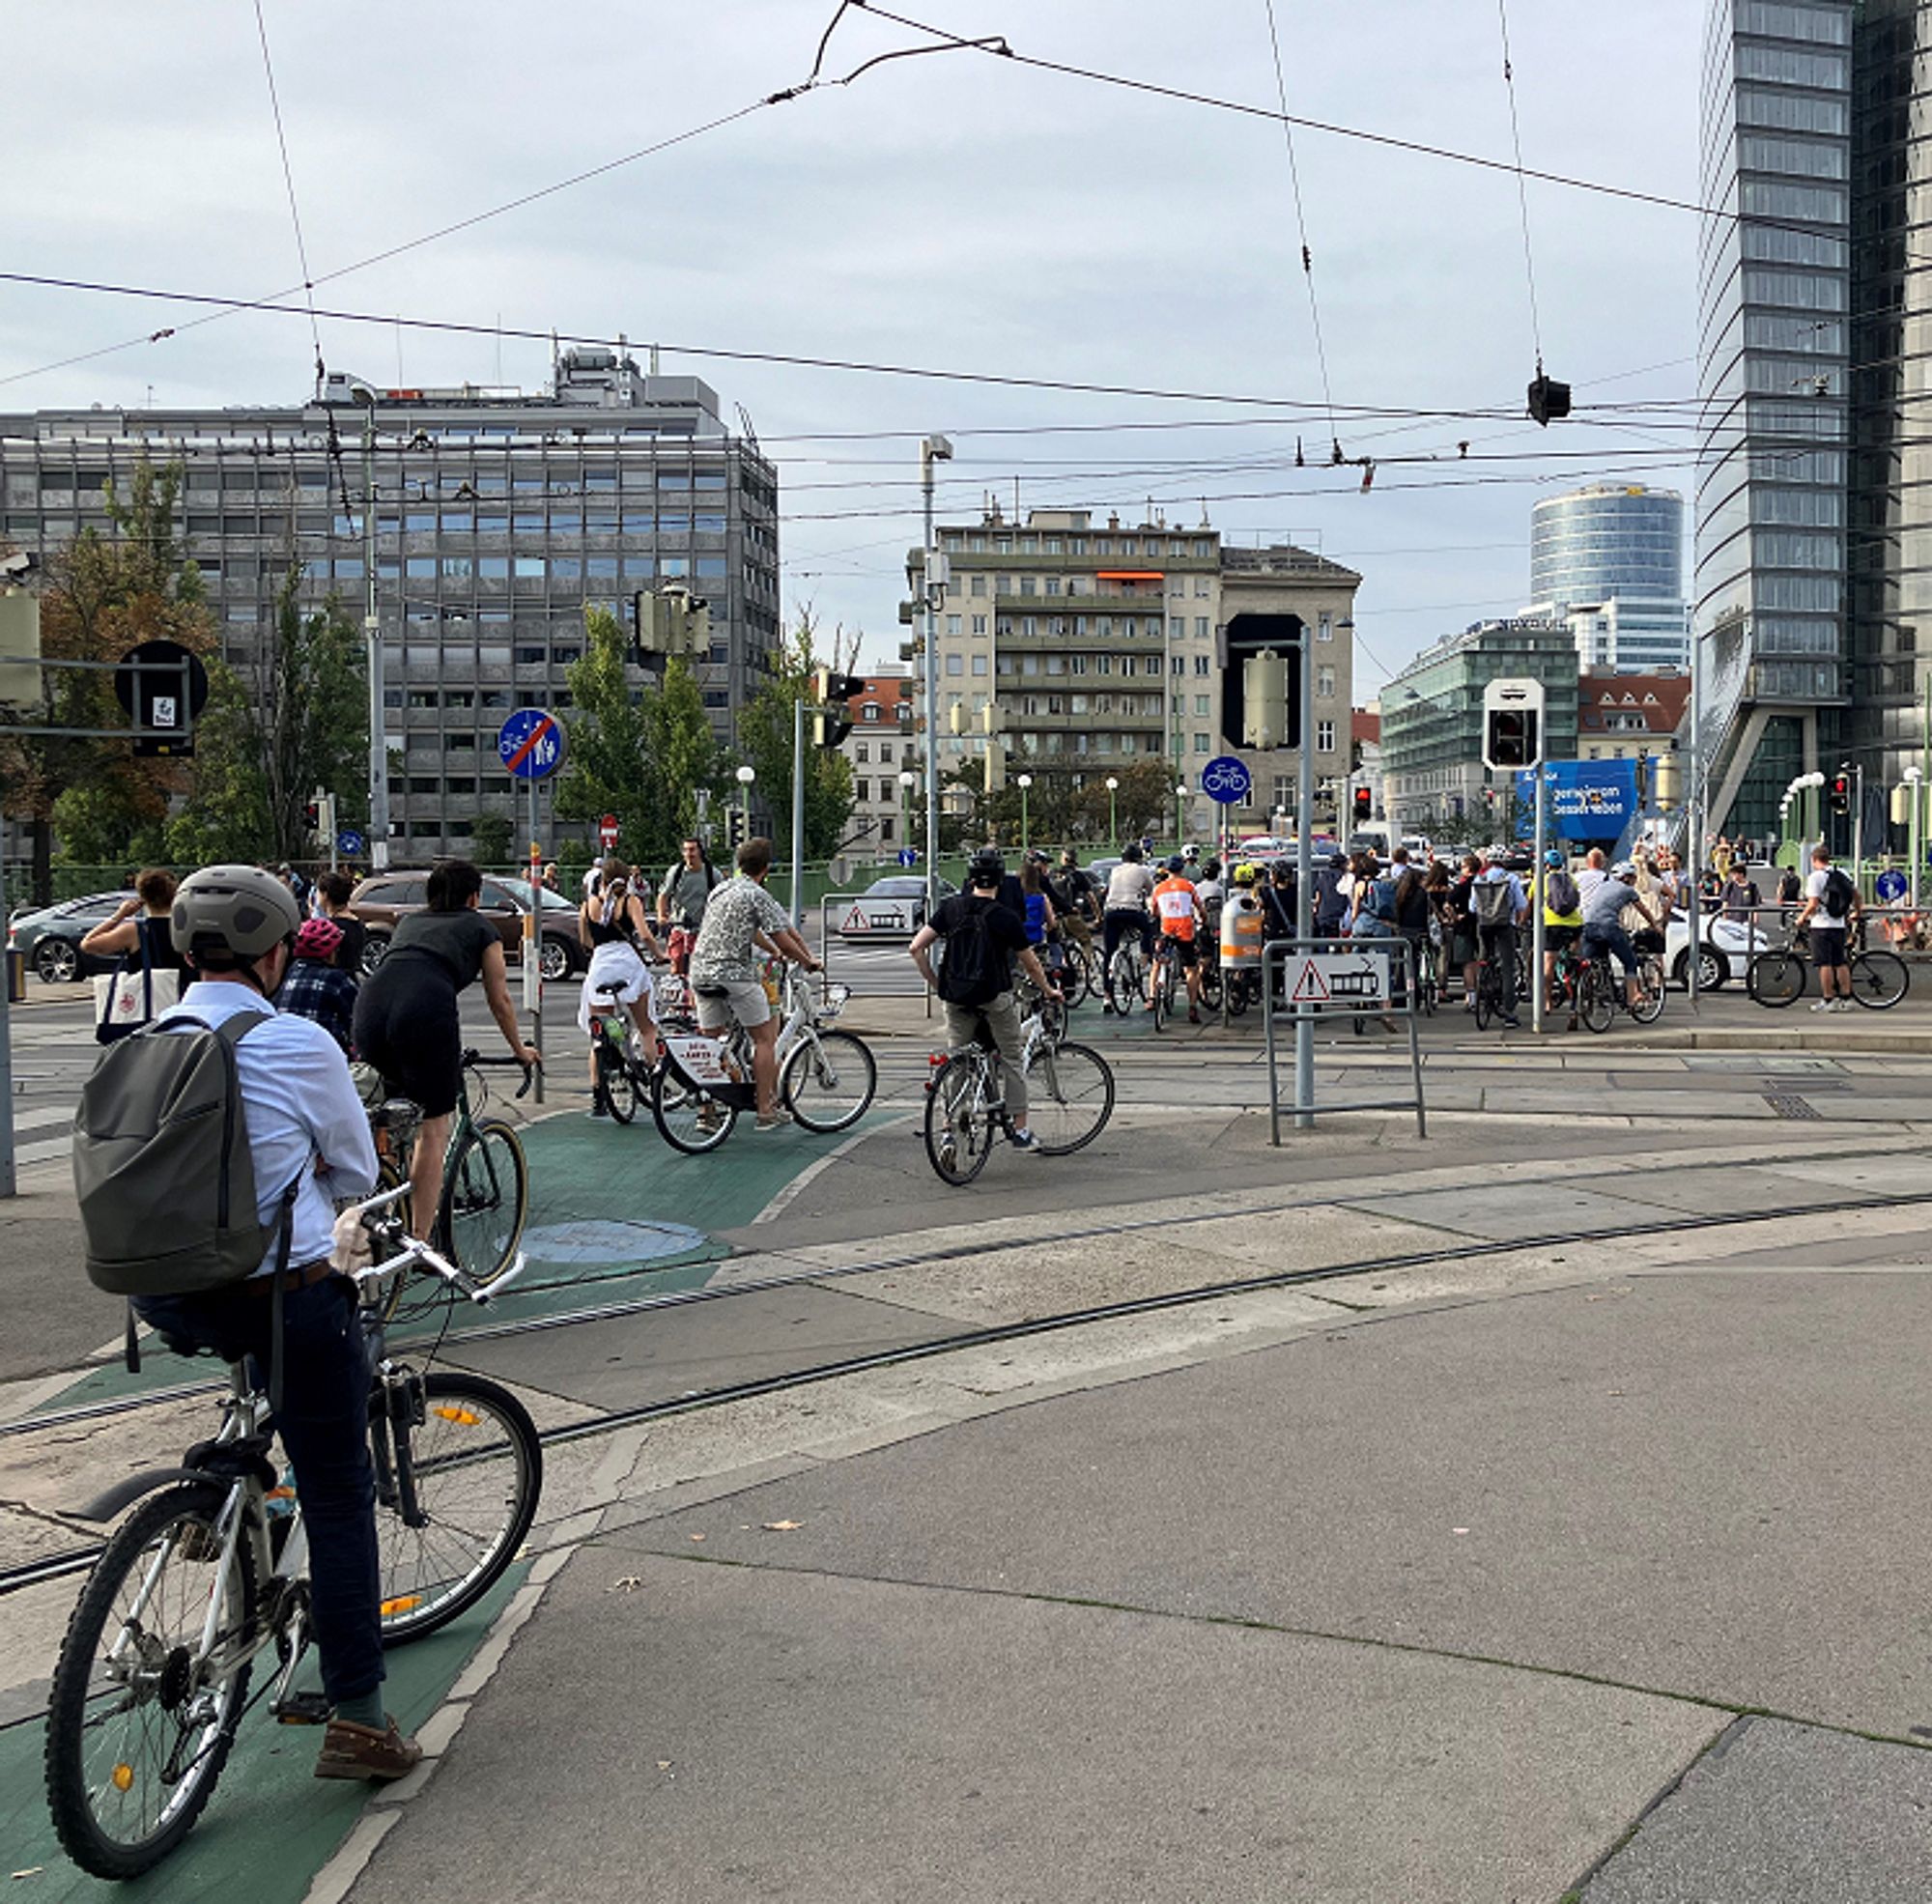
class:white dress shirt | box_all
[156,980,379,1275]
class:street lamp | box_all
[1905,765,1924,907]
[1105,776,1120,852]
[1174,779,1187,849]
[1015,774,1033,853]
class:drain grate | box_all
[1763,1093,1822,1120]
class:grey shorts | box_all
[694,979,772,1032]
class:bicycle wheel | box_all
[595,1040,639,1125]
[1849,949,1909,1009]
[1197,960,1222,1010]
[45,1483,254,1881]
[439,1120,527,1287]
[1578,962,1616,1035]
[1151,955,1172,1032]
[1024,1040,1116,1155]
[1630,955,1667,1025]
[1109,946,1142,1010]
[923,1054,993,1185]
[1060,943,1093,1007]
[651,1058,740,1153]
[374,1374,543,1644]
[1747,951,1806,1008]
[1224,968,1253,1017]
[1472,964,1494,1032]
[781,1029,878,1132]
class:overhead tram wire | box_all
[1494,0,1547,393]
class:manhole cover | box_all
[1763,1094,1822,1121]
[522,1219,707,1265]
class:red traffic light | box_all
[1352,787,1373,820]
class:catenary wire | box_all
[1494,0,1545,375]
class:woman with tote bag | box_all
[82,868,185,1043]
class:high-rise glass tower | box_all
[1527,483,1689,672]
[1695,0,1852,841]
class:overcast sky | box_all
[0,1,1702,692]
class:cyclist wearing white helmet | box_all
[132,867,419,1782]
[1578,860,1661,1012]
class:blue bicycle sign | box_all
[497,708,565,781]
[1200,755,1253,806]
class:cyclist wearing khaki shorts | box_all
[687,837,821,1129]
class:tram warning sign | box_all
[1289,952,1390,1005]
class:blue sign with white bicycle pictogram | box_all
[336,829,365,858]
[497,708,565,781]
[1200,756,1253,806]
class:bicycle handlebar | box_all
[459,1048,539,1099]
[348,1185,526,1304]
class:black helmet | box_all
[1122,844,1144,863]
[1166,855,1185,873]
[173,865,301,963]
[968,847,1005,885]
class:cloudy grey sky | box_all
[0,1,1703,690]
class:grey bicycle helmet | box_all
[172,864,302,963]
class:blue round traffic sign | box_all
[897,847,919,867]
[1201,755,1253,806]
[497,707,565,781]
[336,829,365,858]
[1876,867,1908,903]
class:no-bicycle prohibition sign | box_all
[497,707,565,781]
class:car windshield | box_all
[867,879,922,897]
[497,877,573,913]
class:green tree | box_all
[737,612,856,862]
[470,811,515,867]
[1071,759,1174,845]
[2,457,216,897]
[162,661,270,866]
[554,606,724,872]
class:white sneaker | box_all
[1808,1000,1833,1012]
[1833,997,1854,1012]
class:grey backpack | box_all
[72,1012,291,1295]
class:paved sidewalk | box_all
[327,1200,1932,1901]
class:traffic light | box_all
[1483,705,1540,771]
[1830,772,1852,816]
[302,798,321,834]
[1352,786,1372,822]
[983,742,1006,794]
[948,701,967,736]
[980,701,1004,737]
[1527,371,1573,427]
[1241,649,1291,750]
[810,668,867,748]
[630,587,711,666]
[726,806,748,848]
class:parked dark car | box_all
[348,871,584,980]
[5,892,128,983]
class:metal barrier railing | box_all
[1261,936,1427,1143]
[816,890,936,1017]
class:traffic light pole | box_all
[920,437,951,950]
[1294,631,1314,1131]
[791,696,807,927]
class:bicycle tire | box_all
[1023,1040,1115,1155]
[1849,949,1909,1009]
[45,1483,255,1880]
[1110,946,1144,1011]
[1060,943,1094,1007]
[1197,961,1222,1010]
[1747,951,1806,1008]
[439,1120,528,1287]
[596,1041,639,1125]
[651,1060,739,1153]
[1472,965,1494,1032]
[781,1029,878,1132]
[375,1374,543,1644]
[1630,955,1667,1026]
[1578,962,1616,1035]
[1151,955,1171,1033]
[923,1054,993,1185]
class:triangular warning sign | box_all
[841,904,869,933]
[1290,957,1330,1004]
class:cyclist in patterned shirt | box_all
[688,837,821,1129]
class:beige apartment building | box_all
[906,506,1359,839]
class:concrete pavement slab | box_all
[349,1551,1723,1904]
[610,1273,1932,1741]
[1343,1180,1686,1241]
[1579,1718,1932,1903]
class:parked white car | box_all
[1662,905,1768,989]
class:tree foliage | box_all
[737,611,857,862]
[554,606,725,873]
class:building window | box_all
[970,575,986,596]
[945,653,963,676]
[947,614,962,636]
[1318,667,1336,697]
[1194,733,1210,753]
[856,742,870,763]
[1318,614,1333,642]
[971,614,987,635]
[1194,695,1210,716]
[863,702,881,723]
[854,781,869,803]
[1317,720,1336,753]
[972,654,988,676]
[1194,654,1210,677]
[1170,617,1185,639]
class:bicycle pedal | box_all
[274,1691,333,1725]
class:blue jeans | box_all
[132,1275,384,1707]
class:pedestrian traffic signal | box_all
[1830,773,1851,816]
[810,668,867,748]
[1241,649,1291,750]
[1352,786,1372,822]
[726,807,748,848]
[1483,705,1540,772]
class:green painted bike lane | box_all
[2,1566,523,1903]
[32,1109,895,1416]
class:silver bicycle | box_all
[43,1191,543,1880]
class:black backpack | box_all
[935,899,1007,1008]
[1823,867,1857,918]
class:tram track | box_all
[5,1138,1930,1601]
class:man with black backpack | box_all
[908,848,1061,1151]
[71,865,420,1783]
[1797,845,1861,1012]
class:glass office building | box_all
[1696,0,1852,842]
[1528,484,1689,672]
[1848,1,1932,791]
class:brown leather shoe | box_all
[314,1716,424,1781]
